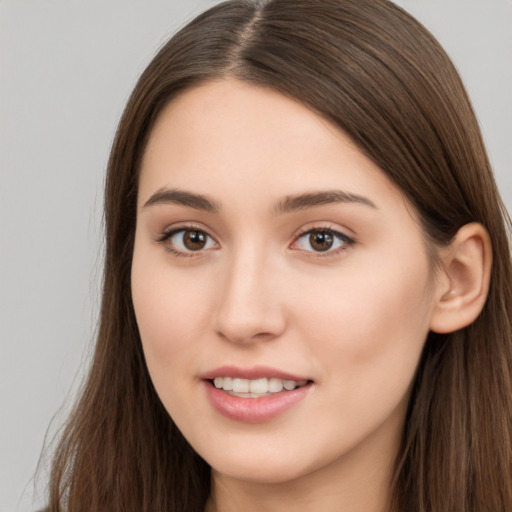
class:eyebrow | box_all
[142,187,376,214]
[273,190,377,214]
[143,188,221,213]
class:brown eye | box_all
[293,228,354,254]
[309,230,334,252]
[160,228,217,255]
[183,230,208,251]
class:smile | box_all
[203,368,313,423]
[212,377,308,397]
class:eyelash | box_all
[156,225,217,258]
[156,225,356,258]
[291,226,356,257]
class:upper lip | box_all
[201,365,311,382]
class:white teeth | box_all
[214,376,233,390]
[232,378,249,393]
[268,378,283,393]
[249,378,268,394]
[283,379,296,391]
[212,377,307,395]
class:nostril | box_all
[215,328,279,345]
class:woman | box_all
[44,0,512,510]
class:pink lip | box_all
[200,365,310,381]
[204,382,312,423]
[201,366,313,423]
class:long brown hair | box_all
[45,1,512,510]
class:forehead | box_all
[138,78,409,216]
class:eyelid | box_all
[156,223,219,257]
[156,221,206,242]
[290,223,356,256]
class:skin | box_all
[131,79,443,512]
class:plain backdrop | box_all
[0,1,511,510]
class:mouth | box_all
[209,376,309,398]
[202,367,314,423]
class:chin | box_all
[210,459,306,485]
[198,440,321,485]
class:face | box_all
[132,79,438,487]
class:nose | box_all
[213,248,287,345]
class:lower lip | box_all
[204,381,312,423]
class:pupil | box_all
[184,230,206,250]
[310,231,333,252]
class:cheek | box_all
[131,249,214,388]
[293,255,433,413]
[345,272,431,359]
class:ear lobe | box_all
[429,223,492,334]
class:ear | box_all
[430,223,492,334]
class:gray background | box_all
[0,1,510,510]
